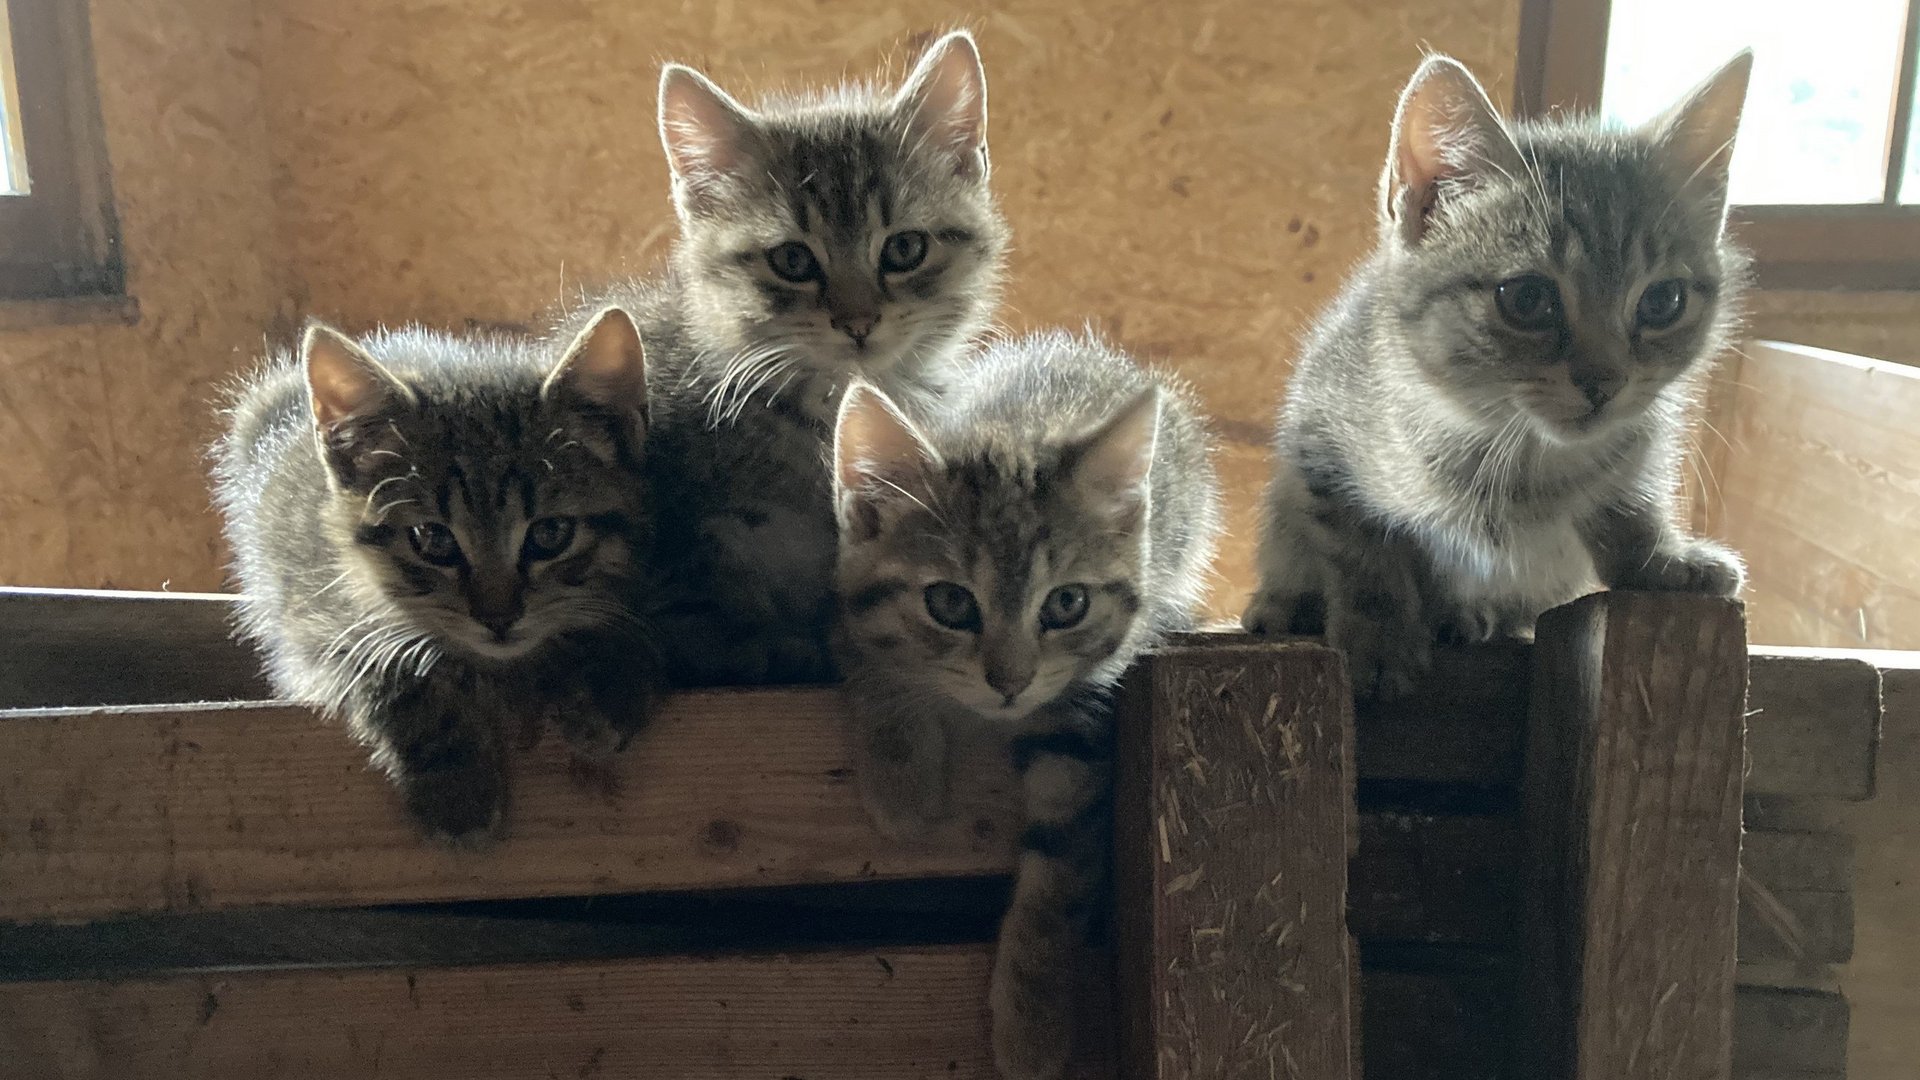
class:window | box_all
[0,0,128,316]
[1519,0,1920,289]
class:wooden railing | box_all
[0,587,1893,1079]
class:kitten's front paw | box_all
[991,955,1074,1080]
[1328,604,1431,701]
[1615,540,1746,598]
[1241,589,1326,636]
[859,769,949,840]
[402,762,508,849]
[549,695,625,762]
[1434,605,1500,646]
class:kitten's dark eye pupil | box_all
[1039,584,1090,631]
[880,230,930,273]
[524,516,576,559]
[409,523,462,566]
[767,242,819,282]
[1494,274,1561,332]
[1636,279,1688,330]
[924,581,982,632]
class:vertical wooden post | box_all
[1518,592,1748,1079]
[1115,641,1356,1080]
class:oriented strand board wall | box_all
[0,0,285,591]
[2,0,1918,620]
[252,0,1524,617]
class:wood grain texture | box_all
[0,945,1110,1080]
[1710,342,1920,650]
[1114,642,1354,1080]
[0,588,270,708]
[1517,592,1749,1080]
[0,692,1022,923]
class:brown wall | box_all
[2,0,1918,622]
[0,0,285,591]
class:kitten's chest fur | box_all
[1383,420,1644,616]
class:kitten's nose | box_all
[477,612,518,640]
[832,311,879,344]
[985,665,1034,705]
[1571,366,1626,410]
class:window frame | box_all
[0,0,128,309]
[1517,0,1920,290]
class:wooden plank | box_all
[0,588,269,708]
[1711,342,1920,649]
[1732,987,1849,1078]
[0,591,1879,795]
[1114,642,1354,1080]
[1738,831,1855,965]
[1360,961,1845,1080]
[1745,653,1881,799]
[0,944,1110,1079]
[0,693,1022,922]
[1516,592,1749,1079]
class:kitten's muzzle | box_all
[1571,364,1625,410]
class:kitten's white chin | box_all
[459,632,547,662]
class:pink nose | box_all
[832,312,878,343]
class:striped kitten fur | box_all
[555,31,1007,686]
[212,310,656,843]
[1244,53,1753,698]
[831,331,1221,1080]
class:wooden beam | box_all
[0,945,1108,1079]
[0,693,1022,922]
[1516,592,1749,1079]
[1746,654,1881,799]
[1114,642,1355,1080]
[0,588,269,708]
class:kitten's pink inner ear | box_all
[547,307,648,416]
[1387,56,1520,240]
[304,326,403,431]
[1650,49,1753,201]
[833,384,935,501]
[895,31,988,178]
[658,64,756,188]
[1074,388,1161,500]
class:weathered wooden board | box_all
[0,588,270,708]
[1739,830,1854,965]
[1115,642,1354,1080]
[0,945,1108,1079]
[1361,964,1847,1080]
[1517,592,1749,1080]
[1,591,1883,795]
[0,693,1021,922]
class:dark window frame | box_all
[1517,0,1920,290]
[0,0,128,309]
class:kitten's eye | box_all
[879,230,930,273]
[1039,585,1090,631]
[1494,274,1562,333]
[409,523,462,566]
[523,516,577,560]
[766,242,820,283]
[924,581,982,632]
[1635,279,1688,331]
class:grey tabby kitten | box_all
[1243,52,1753,698]
[558,31,1007,685]
[831,331,1221,1080]
[213,309,655,842]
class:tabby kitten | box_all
[832,331,1221,1080]
[558,31,1008,686]
[1243,52,1753,698]
[213,309,655,842]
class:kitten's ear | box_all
[1645,50,1753,218]
[303,322,410,432]
[544,306,648,433]
[893,30,989,181]
[833,383,939,540]
[659,63,758,211]
[1067,388,1160,522]
[1383,55,1524,245]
